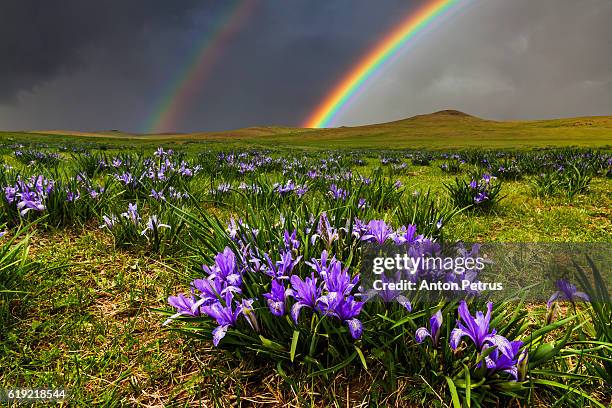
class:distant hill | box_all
[18,110,612,149]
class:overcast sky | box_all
[0,0,610,132]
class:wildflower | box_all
[328,184,347,201]
[217,183,231,193]
[288,273,322,323]
[262,251,301,280]
[66,191,80,202]
[100,214,118,229]
[121,203,140,224]
[484,340,527,381]
[141,215,171,236]
[318,294,364,339]
[283,229,300,250]
[361,219,394,245]
[311,212,342,247]
[201,292,248,346]
[240,298,260,332]
[318,259,359,296]
[150,189,166,201]
[263,280,287,316]
[415,310,443,345]
[295,185,308,197]
[163,294,200,325]
[4,186,16,203]
[450,301,512,357]
[393,224,420,245]
[17,198,46,216]
[547,279,590,308]
[474,191,488,203]
[203,247,242,287]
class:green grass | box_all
[0,131,610,406]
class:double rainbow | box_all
[304,0,459,128]
[144,0,256,134]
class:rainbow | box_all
[304,0,460,128]
[144,0,255,134]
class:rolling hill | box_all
[12,110,612,149]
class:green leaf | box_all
[463,365,471,408]
[355,345,368,370]
[290,330,299,362]
[259,335,285,352]
[445,376,462,408]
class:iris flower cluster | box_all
[165,247,257,346]
[4,175,53,216]
[468,174,495,204]
[416,302,527,381]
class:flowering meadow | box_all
[0,138,610,406]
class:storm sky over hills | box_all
[0,0,610,132]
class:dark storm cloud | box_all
[0,0,208,102]
[0,0,610,131]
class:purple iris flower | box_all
[150,189,166,201]
[416,310,443,345]
[276,251,302,276]
[318,259,359,296]
[275,180,296,195]
[283,229,300,250]
[262,251,301,280]
[317,294,364,339]
[66,191,80,202]
[361,219,395,245]
[163,294,200,325]
[306,250,332,275]
[121,203,140,224]
[484,340,526,381]
[295,185,308,197]
[202,247,242,287]
[217,183,231,193]
[474,191,489,203]
[263,280,287,316]
[351,218,368,239]
[328,184,347,201]
[201,292,247,346]
[288,273,322,323]
[191,277,230,309]
[547,279,590,307]
[100,214,118,229]
[17,198,46,216]
[393,224,421,245]
[469,179,478,189]
[141,215,170,236]
[450,301,512,358]
[311,212,341,247]
[4,186,16,203]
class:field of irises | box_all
[0,138,611,407]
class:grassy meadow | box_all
[0,118,611,407]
